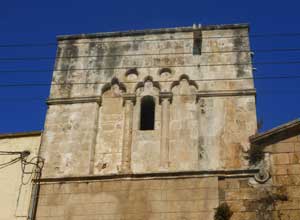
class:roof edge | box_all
[57,23,249,41]
[0,131,42,139]
[250,119,300,146]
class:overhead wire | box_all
[1,48,300,62]
[0,31,300,101]
[1,31,300,48]
[0,74,300,87]
[1,60,300,74]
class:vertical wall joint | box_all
[121,94,136,173]
[159,92,173,168]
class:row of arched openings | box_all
[102,74,198,131]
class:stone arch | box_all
[125,68,139,77]
[101,77,126,95]
[170,74,198,91]
[158,67,172,76]
[134,76,161,92]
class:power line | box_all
[1,60,300,73]
[1,48,300,62]
[1,75,300,88]
[1,31,300,48]
[2,89,300,103]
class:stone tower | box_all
[36,24,257,219]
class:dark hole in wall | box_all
[193,31,202,55]
[140,96,155,130]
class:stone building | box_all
[2,23,297,220]
[35,23,258,219]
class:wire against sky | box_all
[1,47,300,61]
[1,60,300,73]
[1,31,300,48]
[1,74,300,87]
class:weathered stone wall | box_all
[35,177,218,220]
[219,177,257,220]
[218,134,300,220]
[266,134,300,219]
[40,103,99,177]
[40,25,257,178]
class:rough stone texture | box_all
[35,177,218,220]
[40,103,99,177]
[219,133,300,220]
[268,134,300,220]
[0,132,41,220]
[218,178,258,220]
[36,24,259,220]
[40,25,257,178]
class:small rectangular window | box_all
[140,96,155,130]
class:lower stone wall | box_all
[268,135,300,220]
[35,177,218,220]
[219,174,300,220]
[218,135,300,220]
[219,177,257,220]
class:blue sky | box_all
[0,0,299,133]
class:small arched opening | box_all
[140,96,155,130]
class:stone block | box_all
[102,181,123,191]
[275,200,300,210]
[272,153,290,165]
[49,206,65,216]
[287,186,300,198]
[226,201,247,212]
[226,179,241,189]
[230,212,256,220]
[35,206,51,217]
[277,210,300,220]
[272,165,288,175]
[39,184,54,195]
[166,188,218,200]
[289,152,300,164]
[273,175,292,186]
[288,164,300,174]
[150,201,168,213]
[281,136,299,143]
[295,143,300,152]
[272,143,294,153]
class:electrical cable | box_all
[1,74,300,88]
[1,48,300,62]
[1,31,300,48]
[1,60,300,74]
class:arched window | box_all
[140,96,155,130]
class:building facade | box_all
[0,23,292,220]
[34,24,259,220]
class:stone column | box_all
[89,97,102,174]
[159,92,172,168]
[121,94,136,173]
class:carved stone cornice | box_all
[159,92,173,104]
[196,89,256,102]
[35,168,259,183]
[47,96,101,105]
[122,93,136,105]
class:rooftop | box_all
[57,23,249,41]
[0,131,42,139]
[250,119,300,147]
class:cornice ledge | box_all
[197,89,256,98]
[47,96,101,105]
[35,168,259,183]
